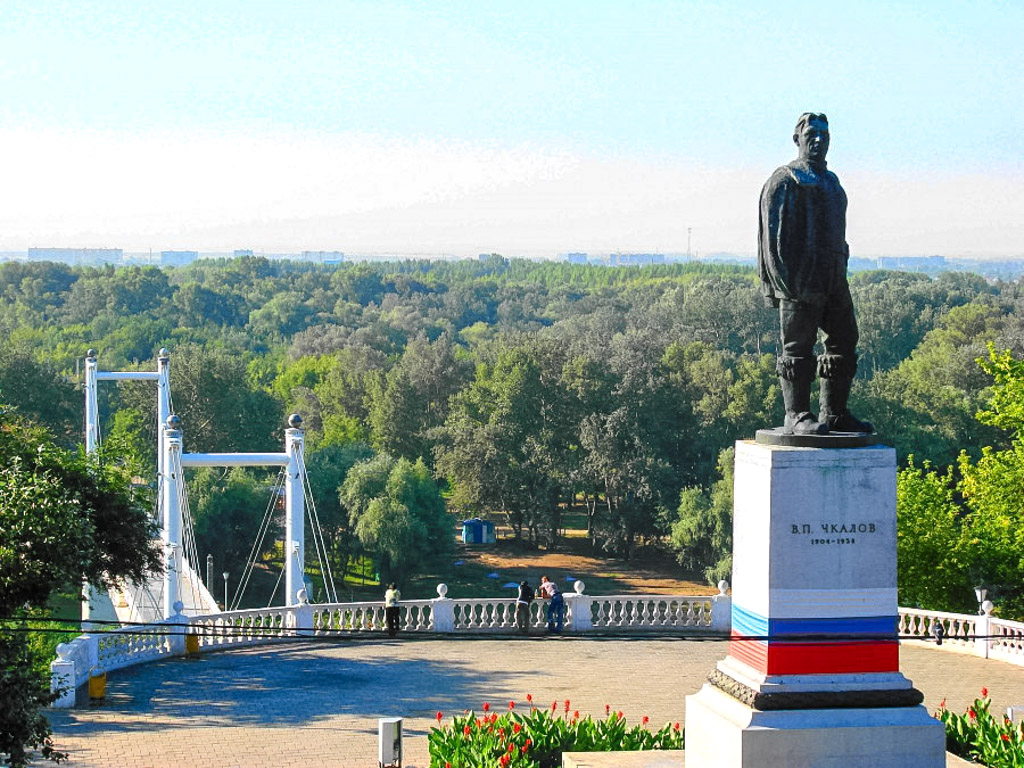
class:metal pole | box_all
[157,350,170,528]
[284,415,305,607]
[84,350,99,455]
[223,572,229,610]
[162,416,183,619]
[206,554,213,593]
[82,350,99,628]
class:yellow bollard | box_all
[185,633,200,658]
[88,671,106,700]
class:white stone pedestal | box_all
[686,684,945,768]
[684,440,944,767]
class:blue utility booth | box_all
[461,518,496,544]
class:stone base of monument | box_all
[685,684,945,768]
[683,438,945,767]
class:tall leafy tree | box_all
[339,454,450,584]
[367,332,472,464]
[0,409,161,767]
[670,446,735,584]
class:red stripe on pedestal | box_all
[729,633,899,675]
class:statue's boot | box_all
[819,375,873,434]
[780,375,828,435]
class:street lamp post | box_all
[206,554,213,593]
[223,571,230,611]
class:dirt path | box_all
[458,539,714,596]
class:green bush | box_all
[938,689,1024,767]
[428,697,682,768]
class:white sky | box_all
[0,1,1021,258]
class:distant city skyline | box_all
[0,2,1020,258]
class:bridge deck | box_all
[43,638,1019,767]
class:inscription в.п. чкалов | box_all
[790,523,877,534]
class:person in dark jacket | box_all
[515,580,534,634]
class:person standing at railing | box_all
[515,580,535,634]
[384,583,401,638]
[538,575,564,634]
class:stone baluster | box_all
[711,580,731,634]
[50,643,78,708]
[432,584,455,632]
[567,580,591,632]
[168,601,187,657]
[290,589,314,637]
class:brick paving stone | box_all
[34,635,1024,767]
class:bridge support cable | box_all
[231,469,286,611]
[174,450,207,613]
[266,563,286,608]
[297,450,339,603]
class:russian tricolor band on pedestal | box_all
[729,603,899,675]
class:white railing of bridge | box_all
[55,582,1024,709]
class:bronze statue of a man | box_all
[758,113,872,435]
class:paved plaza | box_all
[41,635,1024,767]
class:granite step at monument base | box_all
[560,751,975,767]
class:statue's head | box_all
[792,112,829,164]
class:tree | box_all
[366,333,472,464]
[895,459,977,612]
[435,340,568,545]
[0,409,161,766]
[860,302,1008,467]
[303,440,374,586]
[0,346,79,443]
[340,454,451,584]
[893,345,1024,618]
[670,446,734,584]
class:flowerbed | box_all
[428,697,683,768]
[938,689,1024,767]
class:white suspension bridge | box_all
[81,348,338,627]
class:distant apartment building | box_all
[301,250,345,264]
[566,252,588,264]
[233,249,255,258]
[160,250,199,267]
[28,247,123,265]
[606,252,665,267]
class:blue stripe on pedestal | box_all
[732,604,896,640]
[732,604,769,640]
[769,615,897,638]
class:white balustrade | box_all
[95,625,172,672]
[190,606,291,649]
[71,588,1024,710]
[311,600,434,634]
[988,616,1024,663]
[590,595,714,630]
[898,607,977,654]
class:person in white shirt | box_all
[537,575,564,634]
[384,583,401,637]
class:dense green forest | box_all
[2,256,1024,614]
